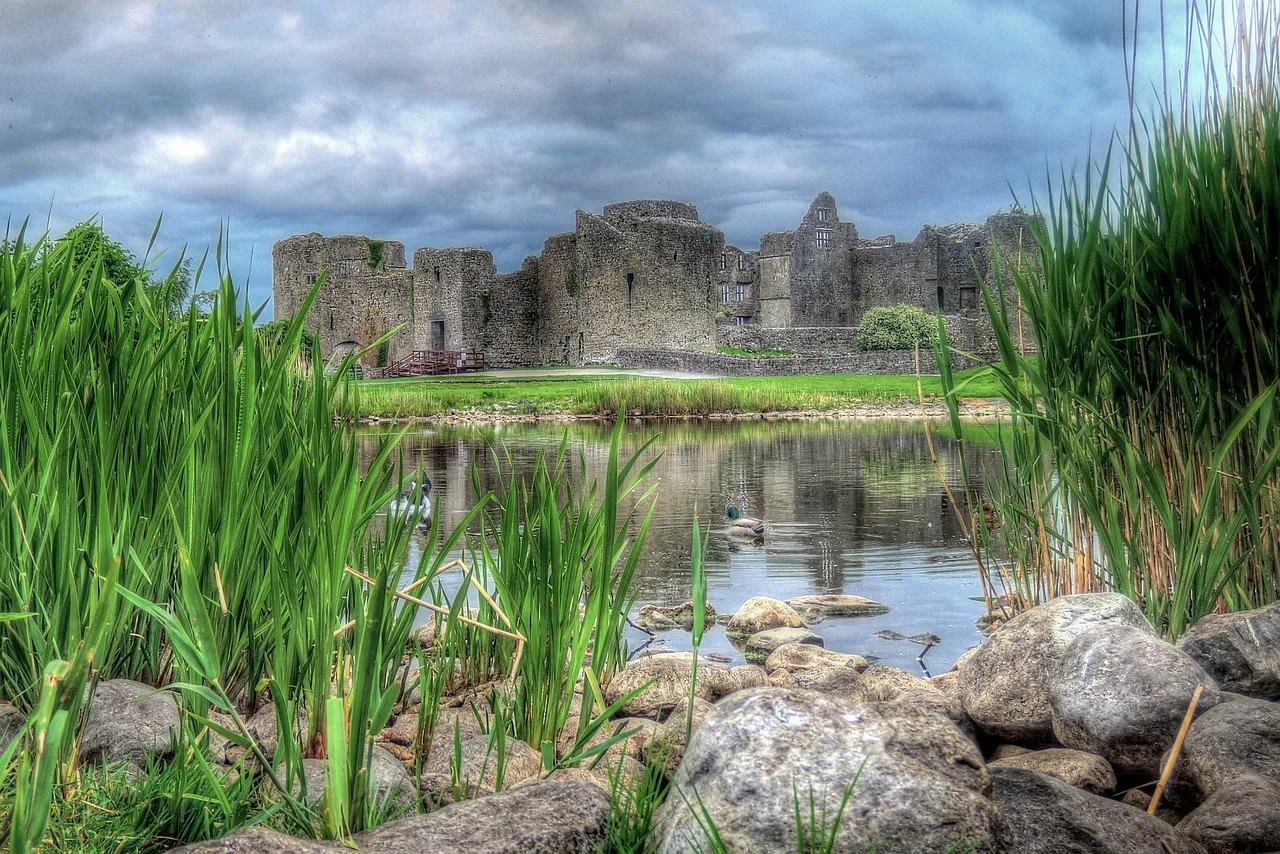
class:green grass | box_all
[345,368,1006,420]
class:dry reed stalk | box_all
[1149,683,1204,815]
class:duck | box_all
[389,477,433,525]
[726,505,765,537]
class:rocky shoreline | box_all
[44,591,1280,852]
[359,398,1012,427]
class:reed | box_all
[938,0,1280,635]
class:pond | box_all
[358,418,1003,674]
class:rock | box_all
[1050,624,1221,781]
[653,688,993,853]
[170,827,337,852]
[989,766,1206,854]
[1176,602,1280,699]
[224,705,307,765]
[951,646,979,672]
[928,670,960,696]
[743,627,823,661]
[792,665,862,693]
[543,754,644,793]
[784,594,889,621]
[723,597,806,638]
[767,668,794,687]
[604,654,733,717]
[1,703,23,752]
[849,665,924,701]
[1176,775,1280,854]
[989,744,1031,761]
[958,593,1155,742]
[423,733,543,793]
[646,696,714,774]
[288,746,417,814]
[843,667,977,745]
[989,748,1116,794]
[79,679,180,767]
[1171,697,1280,802]
[725,664,769,694]
[763,642,866,675]
[636,602,717,633]
[352,779,608,853]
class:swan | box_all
[389,477,433,525]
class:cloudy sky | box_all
[1,0,1178,315]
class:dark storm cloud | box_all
[0,0,1175,310]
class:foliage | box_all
[367,239,385,271]
[855,304,939,351]
[49,220,193,315]
[935,0,1280,635]
[717,346,796,358]
[564,266,579,297]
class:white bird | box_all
[389,477,433,525]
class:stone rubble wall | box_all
[614,347,978,377]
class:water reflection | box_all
[357,419,1002,672]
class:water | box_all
[359,418,1002,674]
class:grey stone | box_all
[604,653,734,718]
[352,780,608,853]
[0,703,23,752]
[989,766,1206,854]
[763,642,866,674]
[958,593,1155,742]
[989,748,1117,794]
[79,678,180,767]
[636,601,718,633]
[724,664,769,694]
[646,696,714,774]
[1176,602,1280,699]
[743,626,823,661]
[170,827,337,852]
[724,596,807,638]
[1177,775,1280,854]
[784,594,890,620]
[543,754,644,794]
[1050,624,1220,781]
[1171,697,1280,802]
[290,745,417,814]
[653,688,994,853]
[422,733,543,793]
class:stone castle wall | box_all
[272,192,1038,371]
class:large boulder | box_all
[646,696,714,774]
[604,654,733,718]
[653,688,994,853]
[422,733,542,794]
[743,627,822,661]
[989,747,1116,795]
[1175,602,1280,699]
[763,643,866,675]
[958,593,1153,742]
[1049,624,1220,780]
[79,679,180,767]
[785,594,889,621]
[989,766,1206,854]
[1176,775,1280,854]
[1170,697,1280,802]
[723,597,806,638]
[353,780,609,853]
[724,665,769,694]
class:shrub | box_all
[855,305,938,351]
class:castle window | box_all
[816,209,830,222]
[720,253,727,271]
[734,315,748,326]
[722,283,732,303]
[626,273,635,307]
[673,250,678,262]
[328,312,334,330]
[434,267,441,284]
[937,286,946,311]
[737,254,748,270]
[815,230,832,248]
[305,273,318,286]
[734,283,747,302]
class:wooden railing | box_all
[379,349,486,378]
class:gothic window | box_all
[816,209,830,222]
[815,230,832,248]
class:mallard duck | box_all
[726,505,765,537]
[389,477,433,525]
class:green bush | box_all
[855,305,938,351]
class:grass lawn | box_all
[344,366,1006,419]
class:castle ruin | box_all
[272,192,1034,370]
